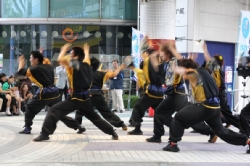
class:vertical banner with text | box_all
[132,28,145,68]
[234,11,250,112]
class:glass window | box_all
[49,0,100,18]
[1,0,48,18]
[101,0,137,20]
[0,24,132,76]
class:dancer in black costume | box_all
[160,57,250,154]
[75,55,128,131]
[33,43,118,141]
[18,51,84,134]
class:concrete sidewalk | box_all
[0,111,249,166]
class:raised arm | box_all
[83,43,90,65]
[58,43,72,63]
[168,41,183,60]
[202,42,212,62]
[18,55,25,72]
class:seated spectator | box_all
[0,73,13,115]
[2,75,22,115]
[19,83,32,112]
[14,73,32,91]
[12,84,23,115]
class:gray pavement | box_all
[0,111,250,166]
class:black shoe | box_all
[128,123,135,127]
[146,136,162,143]
[33,134,50,142]
[120,110,124,113]
[112,109,118,113]
[77,126,86,134]
[247,145,250,154]
[111,131,119,140]
[208,132,218,143]
[19,127,32,134]
[127,129,143,135]
[190,130,198,133]
[163,142,180,152]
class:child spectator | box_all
[0,73,13,115]
[2,75,23,115]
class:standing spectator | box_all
[20,83,33,112]
[110,60,125,113]
[55,63,68,101]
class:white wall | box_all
[187,0,250,112]
[188,0,249,52]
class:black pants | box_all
[24,95,77,129]
[41,98,114,136]
[240,102,250,136]
[130,94,163,127]
[153,92,187,137]
[75,94,124,127]
[192,91,241,135]
[31,86,39,95]
[58,85,68,101]
[169,103,248,146]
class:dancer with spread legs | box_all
[161,57,250,154]
[33,43,119,141]
[145,42,187,143]
[74,49,128,131]
[18,51,84,134]
[191,42,244,142]
[127,36,165,135]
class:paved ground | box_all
[0,111,250,166]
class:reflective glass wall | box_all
[1,0,48,18]
[101,0,137,20]
[0,25,133,76]
[0,0,138,20]
[50,0,100,18]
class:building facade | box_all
[0,0,137,75]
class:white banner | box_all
[234,11,250,112]
[176,0,188,26]
[237,11,250,58]
[131,28,145,68]
[175,0,188,52]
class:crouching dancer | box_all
[33,43,118,141]
[163,58,250,154]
